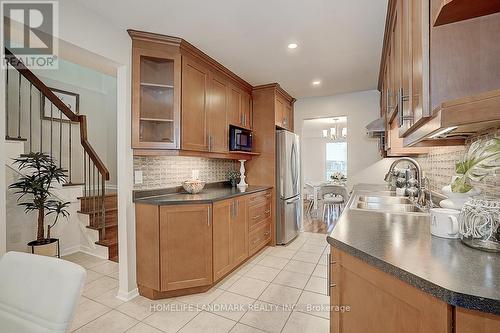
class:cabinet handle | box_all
[327,254,331,296]
[207,208,211,226]
[243,113,246,126]
[398,87,410,127]
[265,210,271,214]
[264,231,270,236]
[265,194,271,198]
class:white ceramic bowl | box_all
[182,180,206,194]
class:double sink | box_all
[351,194,427,214]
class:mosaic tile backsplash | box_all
[133,156,237,190]
[418,128,499,198]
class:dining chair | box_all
[0,251,86,333]
[303,182,316,216]
[319,185,349,227]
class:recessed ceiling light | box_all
[287,43,298,49]
[312,80,321,86]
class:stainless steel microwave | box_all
[229,126,253,152]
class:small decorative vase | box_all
[237,160,248,190]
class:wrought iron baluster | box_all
[29,83,32,152]
[17,71,21,138]
[83,150,87,204]
[101,174,106,240]
[5,61,9,138]
[69,119,72,183]
[50,102,53,158]
[40,93,43,152]
[93,164,96,227]
[59,109,62,167]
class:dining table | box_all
[308,180,348,211]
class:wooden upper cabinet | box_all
[181,56,210,151]
[131,46,181,149]
[129,31,253,156]
[241,90,252,129]
[433,0,500,26]
[274,97,285,128]
[228,85,252,130]
[207,73,229,153]
[159,204,212,291]
[398,0,431,136]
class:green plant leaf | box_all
[452,138,500,192]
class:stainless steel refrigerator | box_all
[276,130,301,245]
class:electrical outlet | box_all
[134,170,143,184]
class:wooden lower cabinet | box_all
[455,307,500,333]
[330,247,500,332]
[329,247,452,333]
[135,189,270,299]
[213,196,248,281]
[160,204,212,291]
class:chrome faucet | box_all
[384,157,427,207]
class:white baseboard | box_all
[60,245,82,257]
[116,287,139,302]
[79,245,109,259]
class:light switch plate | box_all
[134,170,143,184]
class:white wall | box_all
[1,1,137,300]
[295,90,393,190]
[56,1,137,300]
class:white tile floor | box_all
[65,232,330,333]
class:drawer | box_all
[249,222,271,255]
[248,201,271,230]
[248,190,272,207]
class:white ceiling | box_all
[77,0,387,98]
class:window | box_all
[325,142,347,180]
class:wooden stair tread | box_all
[77,207,117,215]
[62,182,85,187]
[86,222,118,230]
[96,239,118,247]
[77,193,117,200]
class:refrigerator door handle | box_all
[291,142,297,192]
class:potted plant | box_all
[227,170,240,187]
[441,138,500,209]
[9,152,70,257]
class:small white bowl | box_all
[182,180,206,194]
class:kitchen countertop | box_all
[133,185,272,205]
[327,183,500,315]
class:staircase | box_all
[4,48,118,261]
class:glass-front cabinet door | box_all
[132,48,181,149]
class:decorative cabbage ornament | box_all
[452,138,500,193]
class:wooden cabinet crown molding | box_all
[128,29,252,93]
[377,0,398,90]
[253,83,296,104]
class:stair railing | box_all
[4,47,110,239]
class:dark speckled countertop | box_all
[133,184,271,205]
[327,184,500,315]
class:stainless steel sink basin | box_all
[350,194,427,214]
[355,202,425,213]
[357,196,412,204]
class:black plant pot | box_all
[27,238,60,258]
